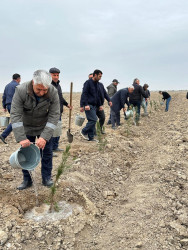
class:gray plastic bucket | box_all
[9,144,40,170]
[53,120,62,137]
[75,115,85,126]
[0,116,10,127]
[125,110,134,118]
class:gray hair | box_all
[33,70,52,87]
[128,86,134,89]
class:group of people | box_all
[0,68,172,190]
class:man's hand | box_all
[85,105,90,111]
[109,101,112,107]
[67,104,73,110]
[123,107,127,112]
[80,107,84,112]
[99,106,103,111]
[20,139,31,148]
[36,137,46,150]
[3,108,7,112]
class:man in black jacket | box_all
[49,67,71,152]
[80,69,112,142]
[129,78,149,122]
[159,91,171,111]
[80,73,106,134]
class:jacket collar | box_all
[51,80,60,86]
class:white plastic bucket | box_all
[0,116,10,127]
[125,110,134,118]
[53,120,62,137]
[9,144,40,170]
[75,115,85,126]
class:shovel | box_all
[67,82,73,143]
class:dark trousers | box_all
[22,135,53,182]
[52,136,60,150]
[96,108,105,129]
[82,105,98,140]
[129,100,141,122]
[52,115,61,150]
[1,104,12,139]
[110,109,120,128]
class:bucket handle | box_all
[20,142,44,160]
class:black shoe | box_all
[53,148,64,152]
[42,179,53,187]
[0,135,7,144]
[17,180,32,190]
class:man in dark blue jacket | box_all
[80,69,112,141]
[0,73,21,144]
[110,87,134,129]
[80,73,106,134]
[49,67,71,153]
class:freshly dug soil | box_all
[0,91,187,250]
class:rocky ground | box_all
[0,91,188,250]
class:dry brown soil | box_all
[0,91,188,250]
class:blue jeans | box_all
[141,99,148,114]
[165,97,171,111]
[22,135,53,182]
[82,105,97,140]
[1,104,12,139]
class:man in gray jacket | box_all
[107,79,119,125]
[11,70,60,190]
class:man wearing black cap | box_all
[106,79,119,125]
[49,67,71,153]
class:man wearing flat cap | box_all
[49,67,71,153]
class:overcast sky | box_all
[0,0,187,92]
